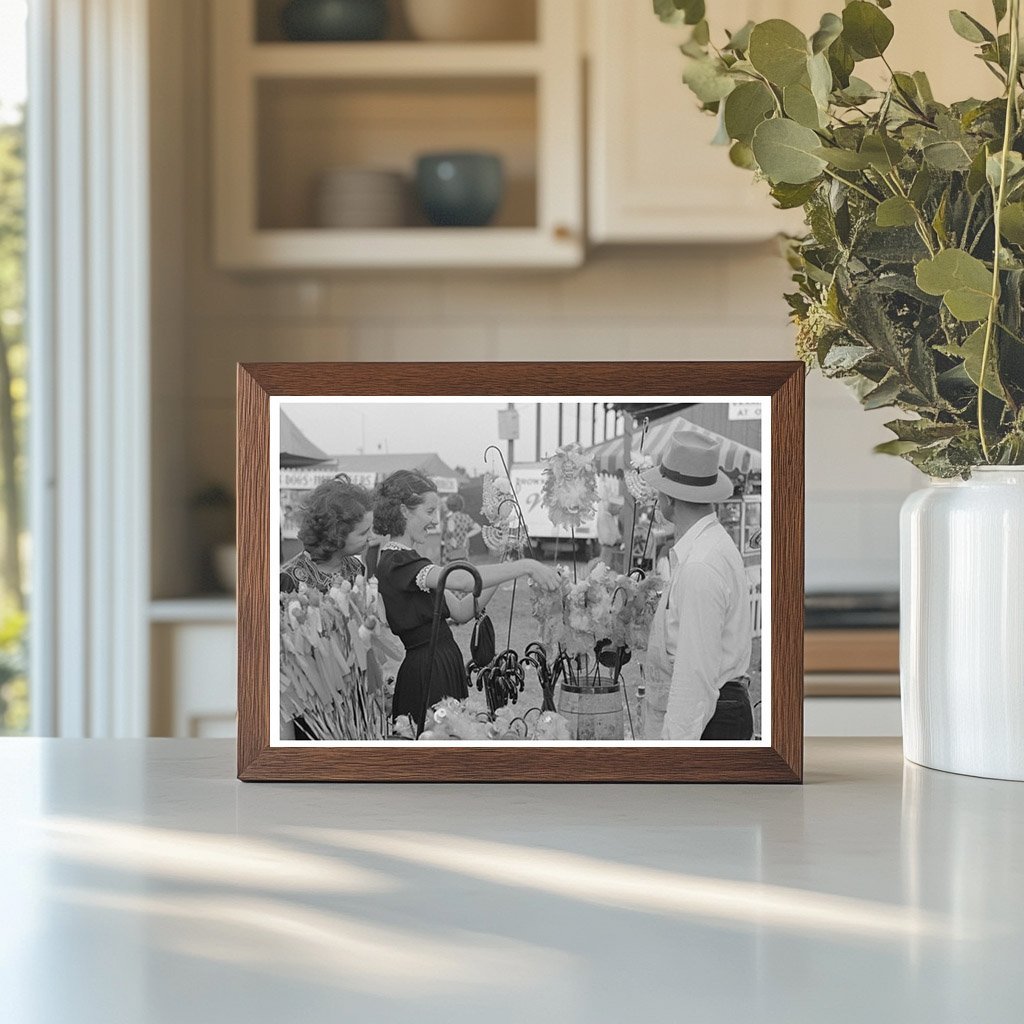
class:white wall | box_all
[154,0,921,599]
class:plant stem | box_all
[979,0,1021,462]
[822,167,880,205]
[884,171,938,255]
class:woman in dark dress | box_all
[373,470,559,734]
[280,479,374,740]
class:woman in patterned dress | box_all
[442,493,482,563]
[374,470,559,734]
[280,479,374,739]
[280,478,373,594]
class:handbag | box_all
[470,602,496,668]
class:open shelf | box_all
[257,76,538,232]
[254,0,538,44]
[213,0,582,268]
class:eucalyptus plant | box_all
[656,0,1024,475]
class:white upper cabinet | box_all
[586,0,1001,245]
[211,0,584,269]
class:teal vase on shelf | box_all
[280,0,388,42]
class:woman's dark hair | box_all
[374,469,437,537]
[298,480,373,562]
[446,493,465,513]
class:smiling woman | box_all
[0,0,28,735]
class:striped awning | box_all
[587,416,762,476]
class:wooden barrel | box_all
[557,682,624,740]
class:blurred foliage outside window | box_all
[1,3,28,734]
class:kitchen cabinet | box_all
[211,0,583,269]
[586,0,999,244]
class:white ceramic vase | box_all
[900,467,1024,781]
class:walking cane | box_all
[419,560,483,736]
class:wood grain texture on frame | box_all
[237,362,804,783]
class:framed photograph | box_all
[237,362,803,782]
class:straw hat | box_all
[641,424,734,503]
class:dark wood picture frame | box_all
[237,362,804,782]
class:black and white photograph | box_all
[271,396,769,745]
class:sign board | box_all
[280,467,454,493]
[280,467,341,489]
[509,464,597,540]
[729,401,763,421]
[497,407,520,440]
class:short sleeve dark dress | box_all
[375,546,469,731]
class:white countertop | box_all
[1,738,1020,1023]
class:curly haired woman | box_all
[374,469,559,733]
[280,478,374,594]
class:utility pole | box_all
[506,401,515,466]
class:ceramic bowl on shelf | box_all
[414,152,504,227]
[402,0,534,42]
[315,167,408,228]
[280,0,389,42]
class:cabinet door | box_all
[588,0,811,243]
[588,0,996,244]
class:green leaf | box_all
[1000,203,1024,245]
[842,1,895,59]
[724,20,755,53]
[691,19,710,45]
[876,197,918,228]
[748,20,809,87]
[784,80,825,129]
[770,180,820,209]
[932,190,950,247]
[938,325,1006,398]
[729,140,757,169]
[884,418,964,443]
[810,12,843,54]
[808,51,833,109]
[993,0,1008,24]
[813,146,872,170]
[922,140,973,171]
[915,249,994,321]
[682,57,736,104]
[967,144,991,194]
[948,10,994,44]
[723,81,776,144]
[862,374,903,409]
[828,36,856,89]
[860,133,904,173]
[909,164,933,205]
[653,0,705,26]
[986,150,1024,191]
[874,439,922,455]
[751,118,828,184]
[913,71,935,104]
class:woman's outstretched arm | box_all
[423,558,558,596]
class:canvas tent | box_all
[280,411,329,467]
[586,412,761,476]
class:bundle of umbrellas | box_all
[279,578,401,740]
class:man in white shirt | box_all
[641,424,754,741]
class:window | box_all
[0,0,28,734]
